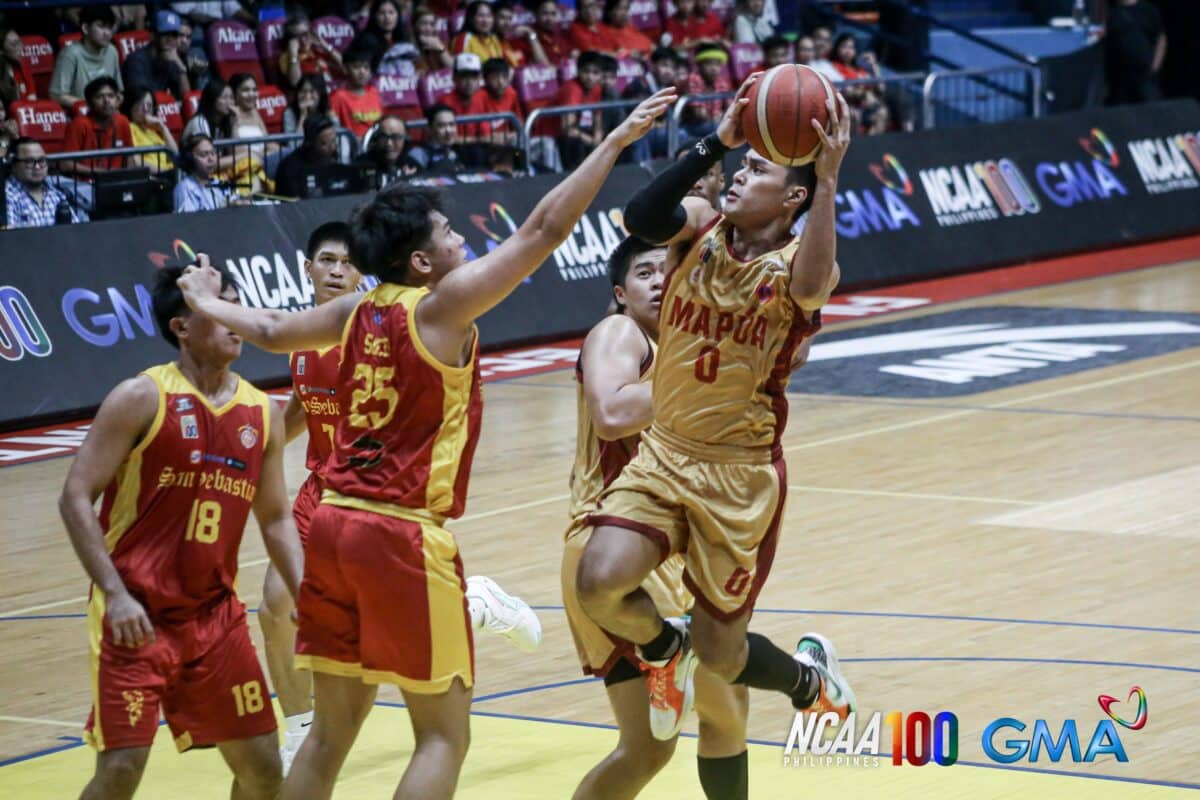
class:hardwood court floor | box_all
[1,254,1198,798]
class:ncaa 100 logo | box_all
[0,285,52,361]
[783,710,958,768]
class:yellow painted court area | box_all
[0,707,1189,799]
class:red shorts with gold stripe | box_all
[291,472,323,548]
[84,593,275,752]
[294,496,475,694]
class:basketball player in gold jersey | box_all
[576,75,855,798]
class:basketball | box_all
[741,64,836,167]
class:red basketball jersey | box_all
[97,363,272,622]
[289,346,342,473]
[321,284,483,519]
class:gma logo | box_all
[982,718,1127,764]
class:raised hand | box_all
[811,92,852,181]
[178,253,223,310]
[716,71,761,149]
[609,87,677,149]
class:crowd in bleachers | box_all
[1,0,902,229]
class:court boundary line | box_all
[787,394,1200,424]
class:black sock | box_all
[697,752,748,800]
[734,633,817,708]
[638,620,682,663]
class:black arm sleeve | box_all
[624,134,728,244]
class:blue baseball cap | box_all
[155,11,184,34]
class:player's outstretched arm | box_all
[790,93,851,310]
[623,73,762,246]
[580,315,654,441]
[178,254,360,353]
[420,89,677,333]
[252,405,304,602]
[58,377,160,648]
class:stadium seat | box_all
[207,21,265,84]
[11,99,70,152]
[19,36,54,98]
[57,32,83,51]
[71,99,88,117]
[314,16,356,52]
[257,19,284,76]
[559,4,576,28]
[418,68,454,109]
[154,91,183,138]
[615,58,644,94]
[255,84,288,134]
[374,73,422,119]
[558,59,576,84]
[512,5,536,27]
[451,10,466,35]
[515,64,559,136]
[710,0,735,23]
[114,30,151,63]
[729,42,762,83]
[629,0,662,36]
[183,90,201,121]
[433,15,451,45]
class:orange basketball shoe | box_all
[641,617,698,741]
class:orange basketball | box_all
[741,64,835,167]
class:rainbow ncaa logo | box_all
[982,687,1147,764]
[917,156,1041,227]
[782,710,959,768]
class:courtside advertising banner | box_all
[0,166,644,425]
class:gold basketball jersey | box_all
[568,324,656,526]
[653,217,820,455]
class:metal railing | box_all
[523,99,641,172]
[43,144,177,220]
[922,65,1043,129]
[209,130,360,194]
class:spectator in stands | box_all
[0,102,17,139]
[280,11,344,89]
[59,77,133,180]
[730,0,774,44]
[123,10,192,100]
[407,104,466,175]
[110,4,149,33]
[691,0,729,43]
[829,34,887,135]
[777,35,803,68]
[0,27,35,106]
[284,74,336,134]
[683,45,731,137]
[330,50,383,138]
[453,1,505,63]
[515,1,570,67]
[350,0,412,73]
[175,18,211,91]
[438,53,490,140]
[171,2,251,32]
[412,7,454,73]
[1105,0,1166,105]
[808,26,842,82]
[601,0,655,59]
[555,50,605,169]
[182,76,234,140]
[598,53,624,144]
[569,0,612,55]
[123,86,178,174]
[0,129,14,162]
[675,140,724,210]
[355,114,417,187]
[622,47,684,160]
[480,57,523,143]
[174,133,240,212]
[493,1,538,69]
[273,114,339,198]
[5,137,85,227]
[228,72,277,192]
[664,0,708,51]
[49,6,123,111]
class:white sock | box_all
[285,711,314,737]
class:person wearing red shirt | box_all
[569,0,613,55]
[60,76,133,178]
[683,46,732,137]
[516,0,574,66]
[330,50,383,138]
[664,0,711,51]
[480,57,523,144]
[601,0,655,59]
[692,0,728,42]
[555,51,605,168]
[437,53,492,140]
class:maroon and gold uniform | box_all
[288,346,342,544]
[561,329,691,677]
[85,362,277,752]
[592,218,821,620]
[295,284,482,693]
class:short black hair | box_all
[577,51,605,72]
[425,102,454,125]
[343,48,372,66]
[762,35,789,52]
[13,136,40,156]
[786,162,818,219]
[80,5,117,26]
[84,76,120,103]
[599,53,619,74]
[307,221,352,260]
[482,57,510,78]
[152,264,236,349]
[349,184,444,284]
[609,235,656,295]
[650,46,679,65]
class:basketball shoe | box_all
[466,575,543,652]
[641,617,698,741]
[793,632,857,719]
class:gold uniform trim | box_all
[321,489,447,527]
